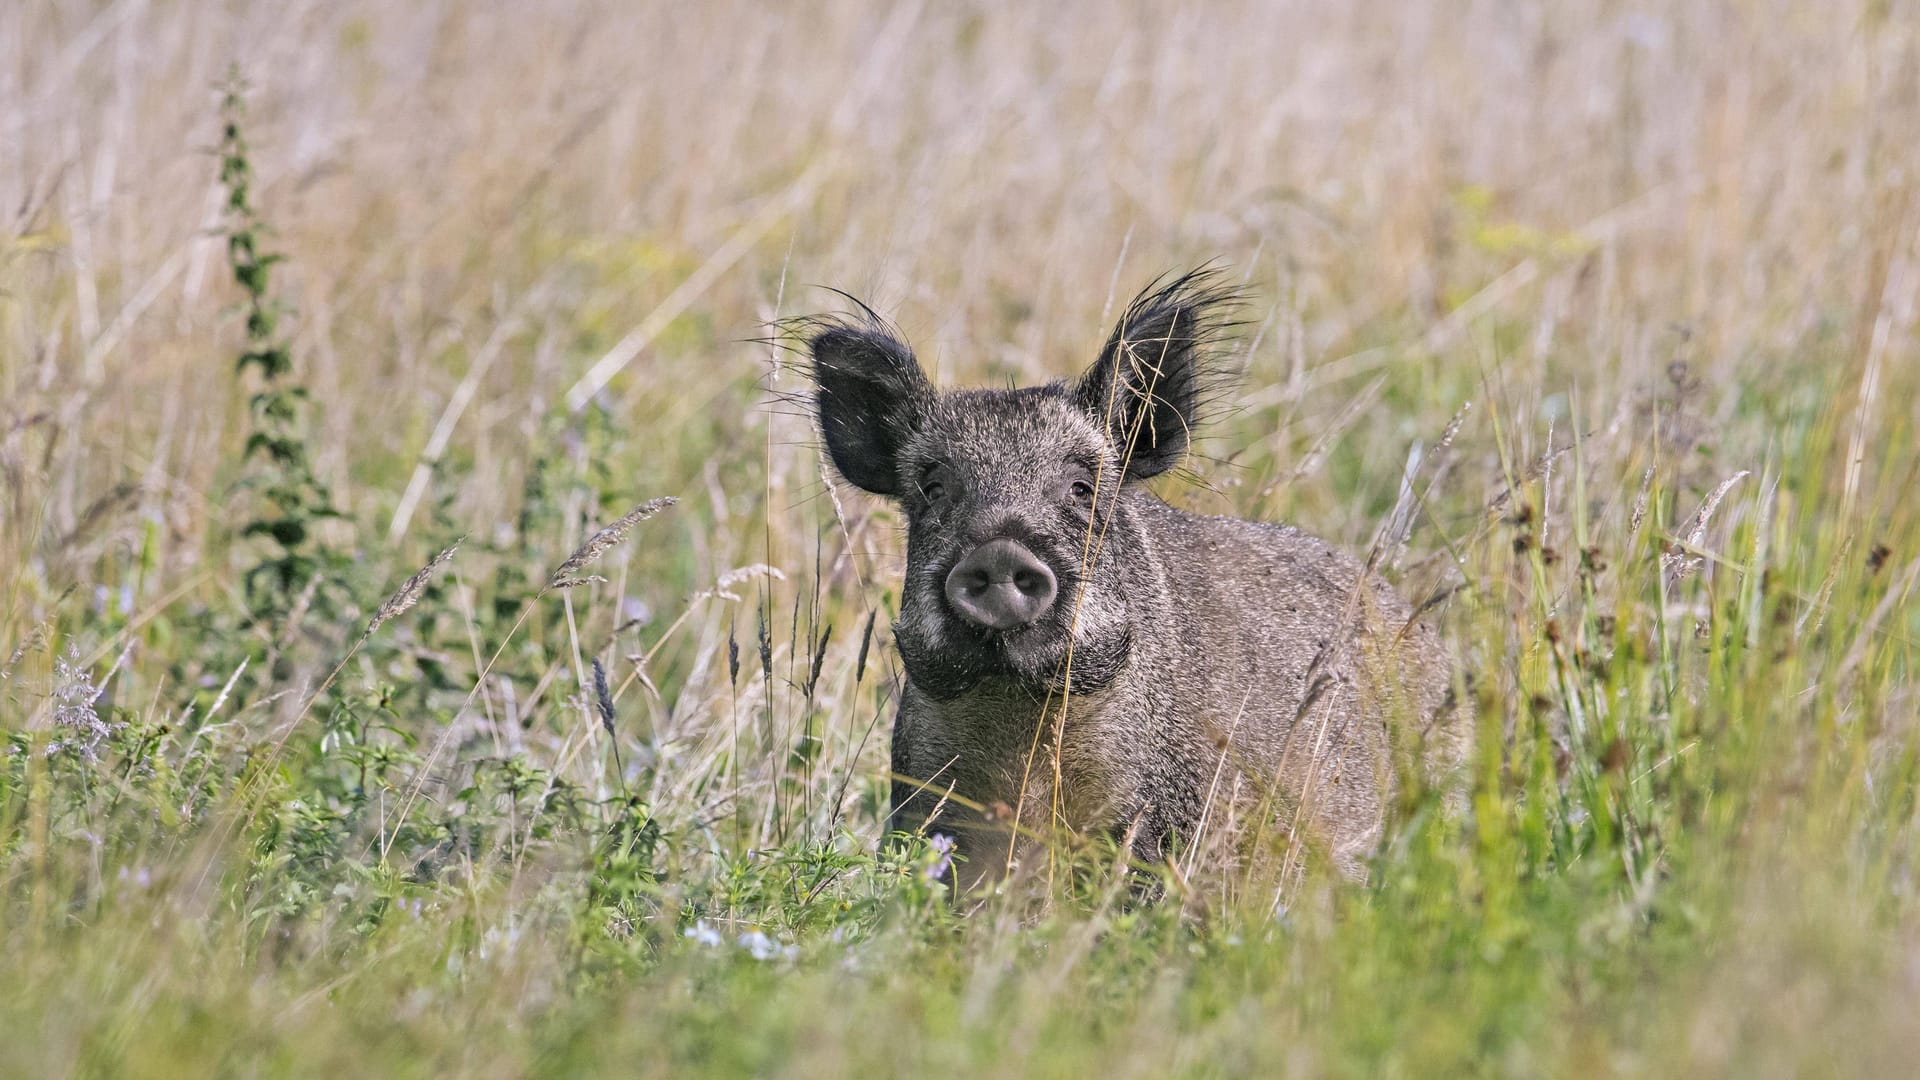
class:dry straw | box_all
[549,497,676,589]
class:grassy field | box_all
[4,1,1919,1075]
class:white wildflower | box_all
[48,646,115,763]
[736,929,797,962]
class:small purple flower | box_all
[924,834,955,882]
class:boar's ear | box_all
[1074,269,1238,480]
[807,319,930,497]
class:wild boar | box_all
[804,270,1463,888]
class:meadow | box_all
[3,2,1918,1076]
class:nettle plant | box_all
[217,74,349,634]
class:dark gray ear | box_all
[1074,269,1237,480]
[808,322,930,496]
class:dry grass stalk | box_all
[548,497,676,589]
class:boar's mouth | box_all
[894,535,1133,700]
[898,602,1132,701]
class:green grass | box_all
[3,2,1918,1076]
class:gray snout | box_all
[944,539,1058,630]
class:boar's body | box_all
[892,492,1456,884]
[805,270,1463,889]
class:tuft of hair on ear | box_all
[1075,265,1244,481]
[776,294,931,497]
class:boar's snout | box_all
[944,538,1058,630]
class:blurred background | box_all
[7,1,1911,568]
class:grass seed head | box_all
[1662,471,1750,586]
[805,622,833,698]
[591,657,616,735]
[854,609,876,684]
[548,497,676,589]
[756,608,773,683]
[366,538,463,636]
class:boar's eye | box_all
[1062,467,1097,505]
[917,464,952,504]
